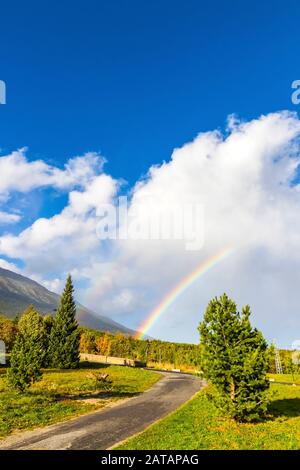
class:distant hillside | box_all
[0,267,137,336]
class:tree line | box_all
[0,289,295,382]
[79,329,202,370]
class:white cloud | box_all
[1,111,300,346]
[0,258,21,273]
[0,171,118,275]
[84,111,300,345]
[0,211,21,224]
[0,149,104,201]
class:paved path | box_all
[0,372,205,450]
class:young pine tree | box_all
[48,275,80,369]
[7,306,46,391]
[199,294,270,422]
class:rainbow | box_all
[135,247,233,339]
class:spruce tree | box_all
[7,306,46,391]
[48,275,80,368]
[199,294,270,422]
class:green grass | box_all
[268,373,300,384]
[117,382,300,450]
[0,362,160,439]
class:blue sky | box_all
[1,0,299,186]
[1,1,300,344]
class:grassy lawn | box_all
[117,381,300,450]
[268,373,300,385]
[0,362,160,439]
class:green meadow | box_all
[0,362,160,439]
[117,380,300,450]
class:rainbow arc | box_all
[135,247,233,339]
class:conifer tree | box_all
[7,306,46,391]
[199,293,270,422]
[48,275,80,368]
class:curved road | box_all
[0,372,204,450]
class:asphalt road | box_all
[0,372,204,450]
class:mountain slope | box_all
[0,267,137,335]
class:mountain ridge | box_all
[0,266,137,336]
